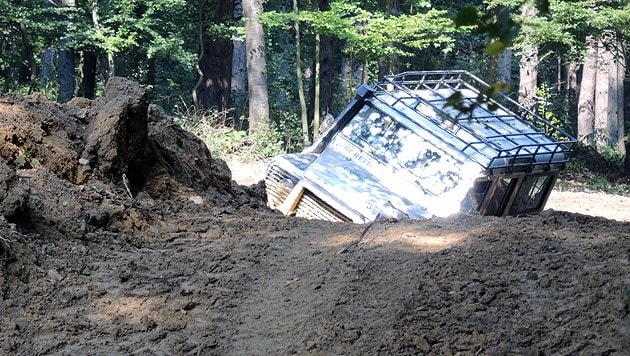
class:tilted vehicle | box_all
[265,71,576,223]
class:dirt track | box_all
[0,83,628,355]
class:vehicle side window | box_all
[510,175,553,214]
[485,178,517,216]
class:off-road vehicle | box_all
[265,71,575,223]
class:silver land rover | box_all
[265,71,575,223]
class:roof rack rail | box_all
[374,70,576,172]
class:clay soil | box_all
[0,81,628,355]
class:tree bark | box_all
[317,0,335,118]
[243,0,270,134]
[312,33,321,138]
[57,38,75,103]
[614,39,624,154]
[293,0,310,145]
[40,49,56,95]
[58,0,76,103]
[594,32,614,149]
[18,23,37,92]
[518,5,538,112]
[497,49,512,86]
[565,59,578,130]
[577,36,597,144]
[194,0,235,113]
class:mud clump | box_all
[78,77,149,189]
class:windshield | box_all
[339,105,467,195]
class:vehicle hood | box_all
[302,144,476,222]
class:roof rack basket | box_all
[374,70,576,174]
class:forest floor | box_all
[0,80,628,355]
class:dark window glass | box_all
[510,175,553,214]
[485,178,516,216]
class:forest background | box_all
[1,0,629,174]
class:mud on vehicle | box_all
[265,71,576,223]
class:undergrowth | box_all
[172,103,285,162]
[556,144,630,196]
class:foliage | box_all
[535,83,573,138]
[558,144,630,195]
[455,5,520,55]
[0,0,627,172]
[173,103,284,161]
[15,146,40,169]
[264,1,456,67]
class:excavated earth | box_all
[0,79,628,355]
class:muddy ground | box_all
[0,79,628,355]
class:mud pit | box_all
[0,79,628,355]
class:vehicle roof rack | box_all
[374,70,576,173]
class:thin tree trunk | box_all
[312,33,321,138]
[293,0,309,145]
[243,0,269,134]
[19,23,37,92]
[91,0,114,78]
[518,5,538,112]
[594,32,614,149]
[577,36,597,144]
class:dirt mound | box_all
[0,79,628,355]
[0,77,258,237]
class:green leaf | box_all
[15,155,26,168]
[485,40,507,55]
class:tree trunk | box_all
[231,0,247,94]
[231,40,247,92]
[614,39,624,154]
[339,53,356,99]
[194,0,234,113]
[19,23,37,92]
[312,33,321,138]
[594,32,614,149]
[243,0,269,134]
[518,5,538,112]
[577,36,597,144]
[293,0,309,145]
[40,49,56,95]
[58,0,76,103]
[317,0,335,118]
[57,38,75,103]
[78,51,97,99]
[565,59,578,131]
[497,49,512,86]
